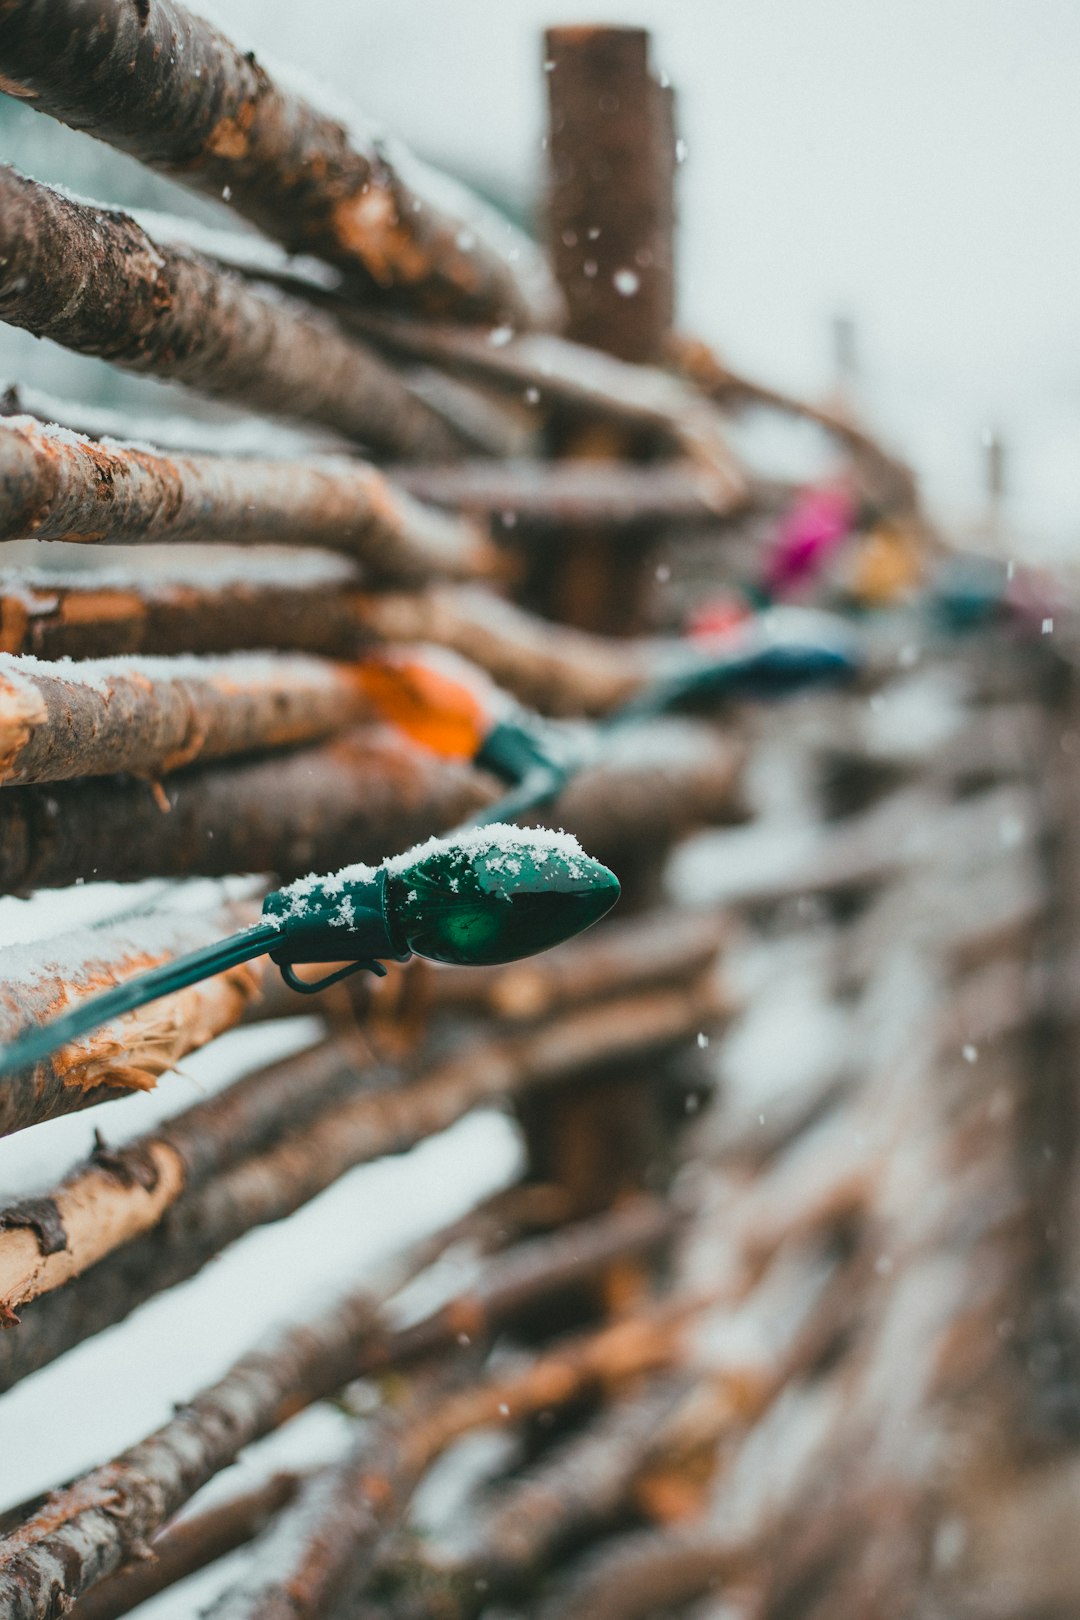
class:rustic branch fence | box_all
[0,10,1074,1620]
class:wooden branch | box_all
[209,1302,692,1620]
[0,168,459,458]
[0,649,377,785]
[668,333,922,517]
[0,717,742,894]
[555,719,746,860]
[0,1203,674,1618]
[66,1473,302,1620]
[351,586,653,716]
[0,417,493,581]
[541,1526,740,1620]
[0,1034,367,1317]
[0,0,558,328]
[0,727,490,893]
[0,978,714,1324]
[0,1274,397,1617]
[394,458,735,528]
[337,316,748,491]
[0,553,366,662]
[0,901,262,1141]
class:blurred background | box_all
[3,0,1080,554]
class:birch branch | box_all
[0,416,494,582]
[0,901,262,1142]
[0,649,376,785]
[0,0,558,328]
[0,978,716,1321]
[0,168,459,459]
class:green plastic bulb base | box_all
[384,827,620,966]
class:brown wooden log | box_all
[0,649,377,785]
[0,168,459,459]
[395,459,736,528]
[67,1473,303,1620]
[0,1202,675,1619]
[0,978,715,1323]
[0,726,491,893]
[0,417,494,581]
[0,718,742,894]
[0,552,366,662]
[341,316,747,492]
[351,587,652,716]
[0,0,558,329]
[0,900,262,1141]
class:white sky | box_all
[211,0,1080,552]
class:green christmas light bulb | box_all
[0,828,620,1077]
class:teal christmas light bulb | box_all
[384,825,620,965]
[264,825,621,972]
[0,828,619,1080]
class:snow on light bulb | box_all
[0,828,620,1077]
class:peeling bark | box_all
[0,168,459,458]
[66,1473,302,1620]
[0,649,377,785]
[0,726,491,893]
[0,901,263,1140]
[0,0,558,327]
[0,417,494,581]
[0,1035,370,1316]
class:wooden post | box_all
[515,27,689,1225]
[537,25,678,635]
